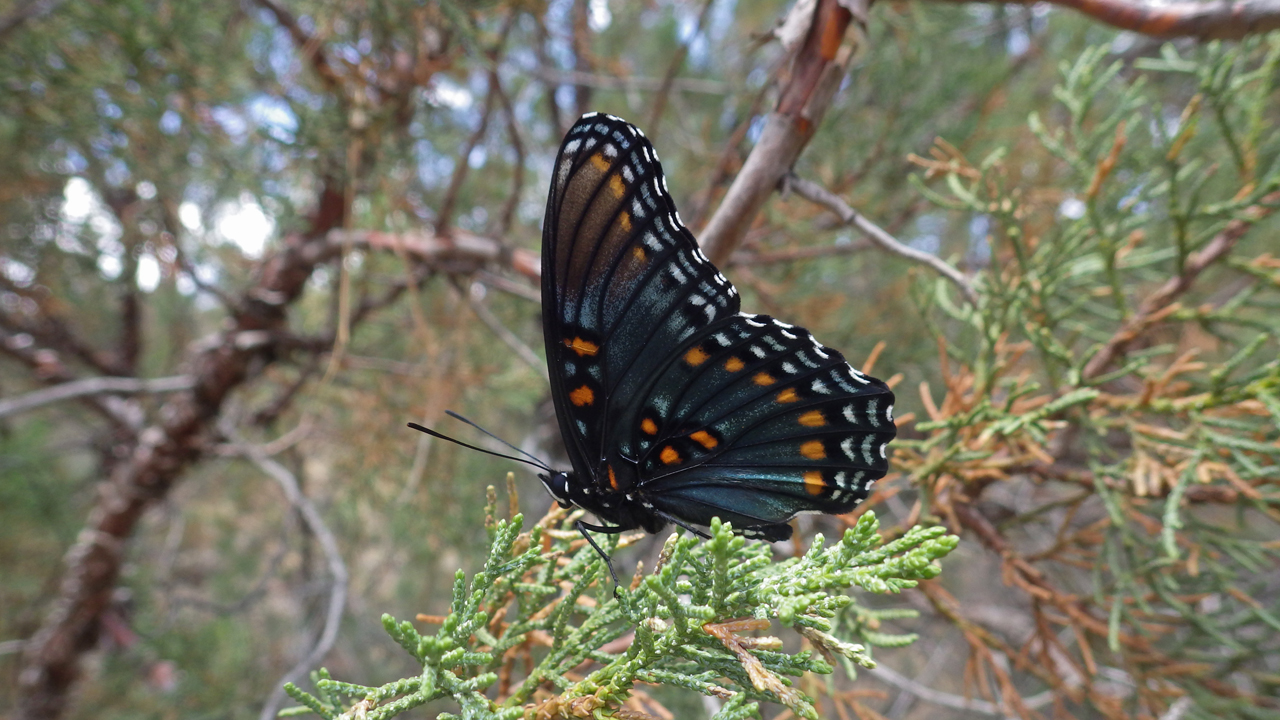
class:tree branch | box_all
[0,331,143,431]
[0,376,195,420]
[698,0,866,265]
[16,192,346,720]
[925,0,1280,40]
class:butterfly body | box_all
[540,113,896,542]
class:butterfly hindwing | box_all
[623,313,894,537]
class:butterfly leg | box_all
[574,520,624,586]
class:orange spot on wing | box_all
[569,385,595,406]
[633,246,647,261]
[609,174,626,198]
[803,471,826,495]
[564,337,599,357]
[725,357,744,372]
[690,430,718,449]
[776,388,799,403]
[800,440,826,459]
[608,464,619,490]
[641,418,658,435]
[660,446,681,465]
[685,346,709,366]
[798,410,826,427]
[618,211,631,231]
[589,153,610,172]
[753,372,776,386]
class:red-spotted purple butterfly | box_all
[412,113,895,567]
[534,112,896,544]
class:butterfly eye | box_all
[539,472,574,508]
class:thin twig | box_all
[437,46,502,233]
[570,0,595,118]
[0,0,67,43]
[869,663,1054,717]
[647,0,717,134]
[0,376,195,419]
[784,174,980,305]
[1082,190,1280,380]
[493,71,525,236]
[475,270,541,304]
[525,68,729,96]
[727,238,873,266]
[453,278,547,382]
[222,425,348,720]
[252,0,343,93]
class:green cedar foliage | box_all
[280,488,957,720]
[899,37,1280,716]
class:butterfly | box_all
[533,112,896,545]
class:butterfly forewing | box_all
[542,113,896,540]
[543,114,739,484]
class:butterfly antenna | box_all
[444,410,553,470]
[407,423,551,472]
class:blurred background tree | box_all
[1,0,1278,719]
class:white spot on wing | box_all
[843,404,858,424]
[811,379,830,394]
[862,435,875,464]
[866,400,879,428]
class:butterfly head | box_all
[538,471,576,509]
